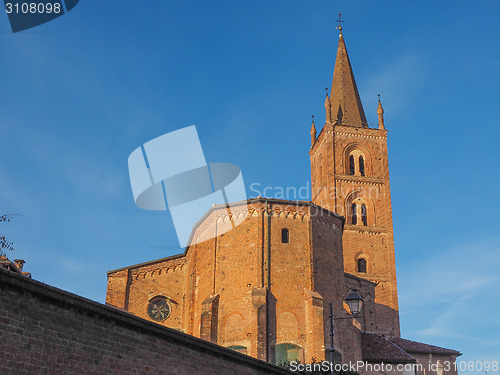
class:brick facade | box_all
[107,199,377,364]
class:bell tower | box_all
[309,20,400,337]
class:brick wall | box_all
[0,267,292,375]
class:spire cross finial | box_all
[325,87,329,96]
[378,94,381,101]
[336,13,344,32]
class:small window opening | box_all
[359,156,365,176]
[281,228,289,243]
[361,204,367,226]
[357,258,367,273]
[349,155,355,175]
[351,203,357,225]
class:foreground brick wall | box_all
[0,267,292,375]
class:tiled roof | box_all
[0,257,22,274]
[0,256,31,277]
[388,337,462,356]
[362,333,416,363]
[362,333,462,363]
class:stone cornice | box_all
[133,262,186,280]
[189,198,345,248]
[312,215,342,231]
[310,123,387,155]
[107,254,186,275]
[335,174,384,186]
[344,224,388,235]
[334,125,387,140]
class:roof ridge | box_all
[389,337,462,355]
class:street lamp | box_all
[329,289,364,375]
[345,288,364,316]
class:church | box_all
[106,24,461,373]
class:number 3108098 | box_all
[5,2,62,14]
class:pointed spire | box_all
[310,115,317,146]
[325,89,332,124]
[377,94,385,129]
[329,24,368,128]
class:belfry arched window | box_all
[350,201,368,226]
[351,203,357,225]
[361,204,367,226]
[349,155,355,175]
[357,258,367,273]
[346,149,369,177]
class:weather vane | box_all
[336,13,344,32]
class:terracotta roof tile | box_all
[388,337,462,356]
[362,333,416,363]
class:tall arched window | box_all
[349,155,355,175]
[361,204,367,226]
[351,203,357,225]
[281,228,289,243]
[359,156,365,176]
[357,258,367,273]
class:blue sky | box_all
[1,0,499,369]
